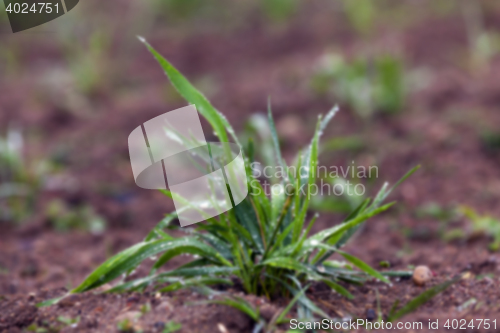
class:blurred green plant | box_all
[425,204,500,251]
[0,128,48,223]
[461,0,500,71]
[0,47,20,78]
[414,202,462,241]
[310,176,367,215]
[41,39,419,324]
[25,323,51,333]
[311,53,406,119]
[242,113,276,173]
[342,0,376,36]
[459,206,500,251]
[159,0,205,20]
[243,114,367,216]
[0,128,105,233]
[57,315,80,326]
[26,315,80,332]
[213,290,305,333]
[416,202,456,221]
[387,276,460,322]
[261,0,299,23]
[63,30,111,97]
[45,199,106,234]
[162,321,182,333]
[152,0,250,33]
[480,130,500,152]
[116,318,139,333]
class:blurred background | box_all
[1,0,500,301]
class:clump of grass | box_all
[45,199,106,234]
[41,39,419,320]
[461,0,500,71]
[417,204,500,251]
[311,53,406,118]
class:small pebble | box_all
[153,322,165,331]
[259,304,278,321]
[157,301,173,311]
[413,265,432,286]
[115,310,142,323]
[218,323,229,333]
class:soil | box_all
[1,1,500,332]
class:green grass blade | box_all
[194,233,233,259]
[370,165,420,209]
[271,183,286,228]
[284,274,331,319]
[163,321,182,333]
[260,257,313,275]
[233,199,265,253]
[73,238,229,293]
[144,212,178,241]
[105,275,156,293]
[267,100,290,182]
[275,287,308,323]
[311,203,395,264]
[337,250,390,284]
[160,277,233,293]
[381,270,413,277]
[159,266,239,279]
[37,295,68,308]
[319,279,354,299]
[212,297,260,322]
[308,202,394,253]
[152,238,232,270]
[140,37,241,150]
[334,198,371,248]
[72,240,172,293]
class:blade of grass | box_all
[212,297,260,322]
[139,37,241,154]
[388,276,460,322]
[337,250,390,284]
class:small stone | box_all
[115,311,142,323]
[58,294,80,308]
[217,323,229,333]
[126,295,140,304]
[96,283,113,292]
[413,265,432,286]
[259,304,278,321]
[157,301,173,312]
[366,308,376,321]
[153,321,165,331]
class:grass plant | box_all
[41,39,420,323]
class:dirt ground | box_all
[1,1,500,332]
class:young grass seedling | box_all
[41,38,420,323]
[311,53,406,119]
